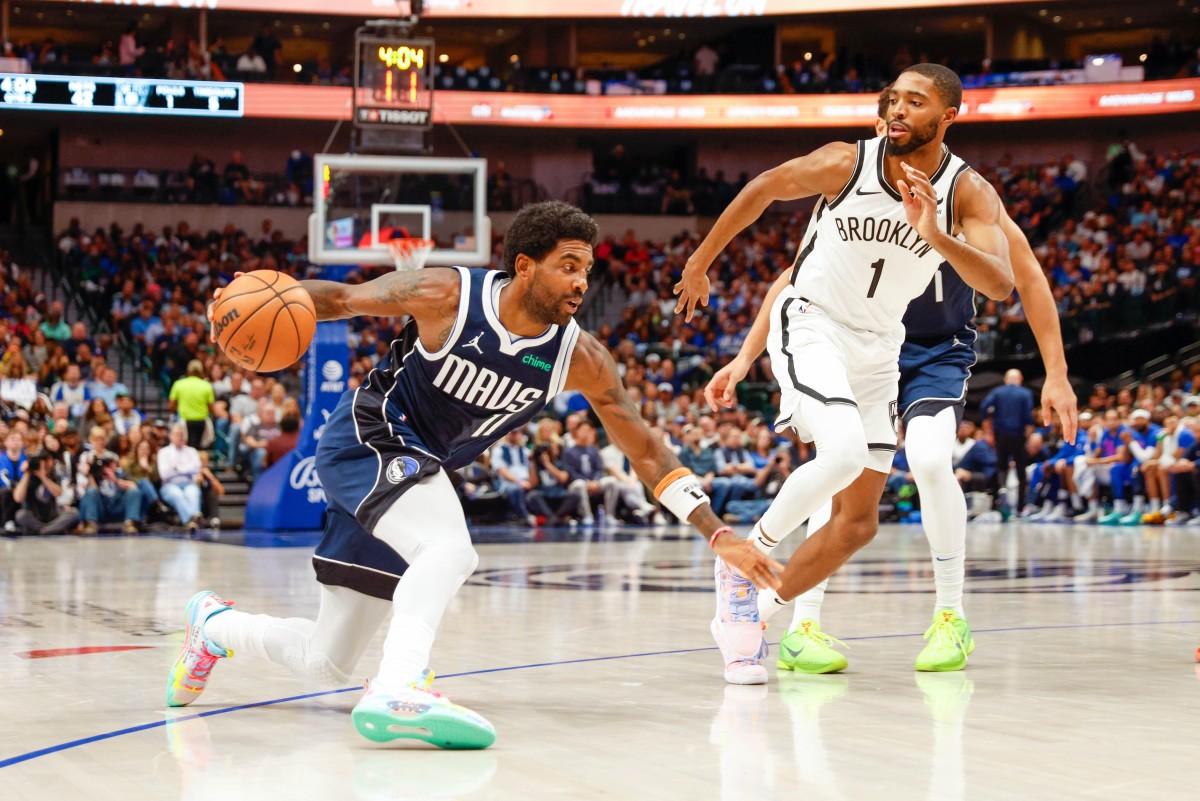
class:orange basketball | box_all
[211,270,316,373]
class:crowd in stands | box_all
[9,22,1197,92]
[879,370,1200,527]
[3,131,1193,534]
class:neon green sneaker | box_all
[915,609,975,672]
[776,619,849,674]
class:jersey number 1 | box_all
[866,258,885,298]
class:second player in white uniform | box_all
[675,64,1015,684]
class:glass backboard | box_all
[309,154,490,267]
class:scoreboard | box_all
[353,35,435,130]
[0,74,243,117]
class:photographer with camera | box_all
[12,451,80,536]
[79,451,143,535]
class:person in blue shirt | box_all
[0,429,28,532]
[1032,414,1098,520]
[1114,409,1164,524]
[560,421,620,527]
[1152,415,1196,525]
[953,432,997,493]
[980,369,1035,507]
[1084,410,1136,524]
[1164,417,1200,525]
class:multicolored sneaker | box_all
[776,620,849,674]
[710,616,768,685]
[713,557,762,654]
[915,609,975,672]
[352,670,496,749]
[165,590,234,707]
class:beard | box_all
[884,116,939,156]
[524,277,582,327]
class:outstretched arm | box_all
[674,142,857,320]
[565,333,782,588]
[300,267,460,325]
[705,269,791,411]
[1001,214,1078,442]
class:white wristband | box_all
[654,469,710,522]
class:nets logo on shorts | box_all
[889,400,899,434]
[386,456,421,484]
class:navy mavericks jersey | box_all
[323,266,580,471]
[902,262,976,339]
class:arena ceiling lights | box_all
[31,0,1067,18]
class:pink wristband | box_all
[708,526,733,550]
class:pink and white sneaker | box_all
[712,557,768,685]
[165,590,233,707]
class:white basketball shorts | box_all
[766,285,903,474]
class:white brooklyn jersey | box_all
[790,136,971,333]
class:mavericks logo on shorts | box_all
[386,456,421,484]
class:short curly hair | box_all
[899,63,962,111]
[502,201,599,277]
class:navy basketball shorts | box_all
[310,404,446,600]
[897,327,978,425]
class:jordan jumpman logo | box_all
[462,332,484,355]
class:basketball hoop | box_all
[387,237,435,272]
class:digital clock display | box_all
[354,36,435,130]
[0,73,243,117]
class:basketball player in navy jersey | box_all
[704,88,1077,676]
[675,64,1016,684]
[167,201,782,747]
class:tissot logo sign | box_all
[358,108,430,126]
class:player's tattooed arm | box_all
[565,333,722,535]
[301,267,461,327]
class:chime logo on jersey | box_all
[386,456,420,484]
[432,353,545,412]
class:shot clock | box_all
[353,35,435,130]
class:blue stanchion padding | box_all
[244,320,347,530]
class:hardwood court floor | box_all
[1,521,1198,800]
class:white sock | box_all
[205,608,273,658]
[930,550,966,617]
[756,589,791,623]
[1147,499,1160,514]
[750,520,782,555]
[1161,502,1173,515]
[785,501,833,631]
[373,617,435,695]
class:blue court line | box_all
[3,617,1198,770]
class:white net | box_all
[387,237,435,272]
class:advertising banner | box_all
[243,320,347,531]
[242,78,1200,128]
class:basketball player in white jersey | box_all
[675,64,1015,684]
[704,88,1077,676]
[168,202,782,748]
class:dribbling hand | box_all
[712,533,783,591]
[206,271,245,342]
